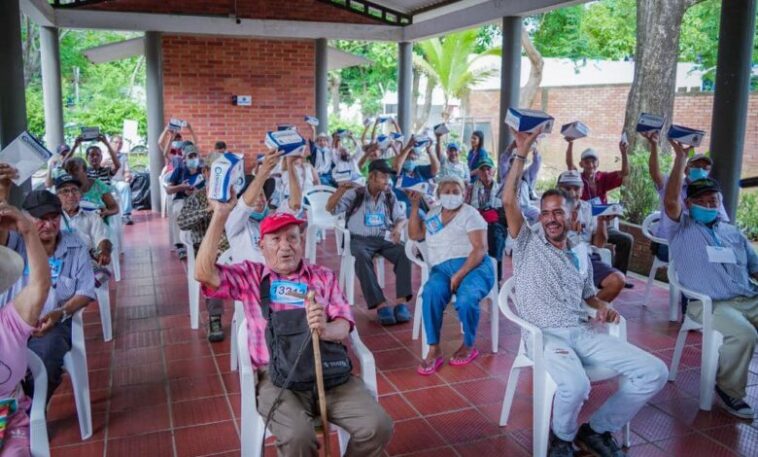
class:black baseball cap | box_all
[54,174,82,189]
[22,190,62,218]
[686,177,721,199]
[368,159,396,175]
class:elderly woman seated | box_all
[407,176,495,376]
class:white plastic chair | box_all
[497,278,630,457]
[160,166,169,218]
[667,261,723,411]
[333,224,385,306]
[180,230,200,330]
[63,309,93,440]
[236,318,378,457]
[405,240,499,358]
[218,249,244,372]
[107,215,123,282]
[27,349,51,457]
[303,185,339,264]
[94,280,113,342]
[641,211,679,321]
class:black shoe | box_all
[575,423,626,457]
[623,282,634,289]
[715,385,755,419]
[123,215,134,225]
[549,436,575,457]
[208,316,225,343]
[177,247,187,261]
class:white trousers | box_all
[169,198,185,247]
[112,180,132,216]
[542,327,668,441]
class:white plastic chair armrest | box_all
[334,224,351,250]
[349,331,378,400]
[583,305,627,340]
[498,283,544,363]
[403,240,427,270]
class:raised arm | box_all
[195,196,237,289]
[326,182,354,214]
[643,131,664,191]
[360,121,370,145]
[406,191,425,241]
[527,149,542,184]
[663,140,691,222]
[158,125,172,150]
[101,134,121,173]
[243,150,278,207]
[435,132,444,162]
[565,138,577,170]
[0,203,51,326]
[503,128,541,238]
[619,139,630,178]
[100,193,120,218]
[286,157,303,212]
[370,118,379,143]
[427,144,440,175]
[186,122,199,147]
[392,136,415,173]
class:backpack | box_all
[261,277,352,391]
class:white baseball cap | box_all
[580,148,599,161]
[557,170,583,187]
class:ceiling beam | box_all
[20,0,56,27]
[404,0,587,41]
[53,8,404,41]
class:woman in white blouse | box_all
[407,176,494,376]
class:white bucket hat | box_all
[0,245,24,295]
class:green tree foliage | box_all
[333,40,397,115]
[22,21,146,146]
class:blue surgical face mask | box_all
[186,158,199,169]
[171,141,183,150]
[402,160,415,172]
[689,204,719,224]
[688,167,709,182]
[250,206,269,222]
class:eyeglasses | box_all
[58,188,81,196]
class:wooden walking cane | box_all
[308,291,332,457]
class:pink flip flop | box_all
[449,348,480,367]
[417,357,444,376]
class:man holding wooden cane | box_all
[195,182,392,457]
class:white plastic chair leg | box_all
[699,331,724,411]
[642,259,660,307]
[27,350,50,457]
[188,278,200,330]
[305,225,317,264]
[499,365,523,426]
[668,325,690,382]
[420,322,430,359]
[668,282,680,322]
[411,292,423,340]
[63,317,93,440]
[375,257,385,288]
[230,301,242,372]
[337,427,349,456]
[534,376,557,457]
[95,283,113,342]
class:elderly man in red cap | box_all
[195,196,392,457]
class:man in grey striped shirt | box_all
[662,139,758,420]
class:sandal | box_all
[417,357,444,376]
[449,348,480,367]
[377,307,397,326]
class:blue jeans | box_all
[318,173,336,187]
[421,257,494,347]
[26,318,73,402]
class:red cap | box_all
[259,212,306,238]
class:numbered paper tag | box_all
[49,257,63,286]
[706,246,737,264]
[270,280,308,307]
[364,212,385,228]
[425,214,444,234]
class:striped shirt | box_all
[175,191,230,252]
[202,261,354,368]
[468,180,503,210]
[43,231,96,315]
[662,212,758,301]
[331,188,406,238]
[87,166,115,186]
[512,223,596,329]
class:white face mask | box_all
[439,194,464,210]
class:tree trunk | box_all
[328,72,341,115]
[411,66,420,130]
[623,0,697,152]
[417,76,435,130]
[520,28,543,109]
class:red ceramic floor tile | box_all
[383,366,446,392]
[111,362,165,387]
[706,423,758,457]
[174,420,240,457]
[379,393,419,421]
[172,395,235,428]
[653,432,739,456]
[111,346,163,367]
[623,443,673,457]
[403,385,471,415]
[373,347,421,371]
[631,405,694,442]
[108,403,171,438]
[395,445,459,457]
[385,418,446,455]
[48,413,106,447]
[478,397,533,430]
[167,356,219,379]
[221,372,241,394]
[425,408,502,445]
[453,435,530,456]
[451,377,507,406]
[110,382,168,412]
[170,374,227,402]
[114,329,163,350]
[376,372,398,396]
[49,440,105,457]
[163,340,212,361]
[107,430,174,457]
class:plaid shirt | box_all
[176,191,230,252]
[202,261,354,368]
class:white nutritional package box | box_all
[0,131,53,185]
[561,121,589,140]
[505,108,554,133]
[207,152,245,202]
[265,130,306,157]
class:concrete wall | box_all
[469,85,758,180]
[162,35,315,172]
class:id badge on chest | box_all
[425,214,444,234]
[589,197,602,206]
[364,211,385,228]
[49,257,63,286]
[270,280,308,307]
[706,246,737,264]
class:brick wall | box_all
[80,0,382,24]
[469,85,758,179]
[162,35,315,172]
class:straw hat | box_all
[0,245,24,295]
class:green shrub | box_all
[737,190,758,241]
[620,148,672,224]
